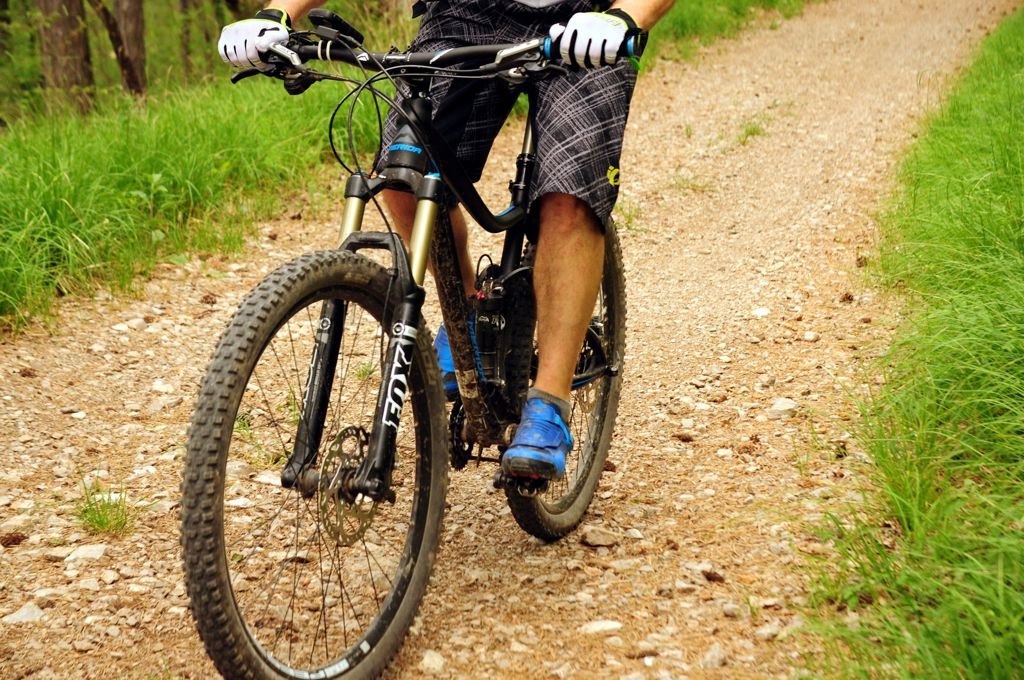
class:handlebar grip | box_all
[622,34,646,59]
[543,36,555,61]
[542,33,646,63]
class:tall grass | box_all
[816,8,1024,678]
[0,66,394,328]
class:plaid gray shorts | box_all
[378,0,637,227]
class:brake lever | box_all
[267,42,303,66]
[229,43,301,85]
[230,68,264,84]
[494,38,545,69]
[495,59,565,85]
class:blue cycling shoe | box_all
[433,324,459,400]
[434,314,480,402]
[501,398,573,481]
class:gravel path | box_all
[0,0,1016,677]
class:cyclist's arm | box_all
[609,0,675,30]
[263,0,325,24]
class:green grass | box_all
[669,173,711,193]
[737,115,770,145]
[78,482,133,535]
[612,198,645,233]
[648,0,805,61]
[0,71,390,329]
[814,8,1024,678]
[354,362,377,380]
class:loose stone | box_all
[767,398,799,419]
[722,603,743,618]
[65,544,108,562]
[72,639,96,652]
[151,379,176,394]
[3,602,45,624]
[78,578,102,592]
[419,650,445,675]
[580,525,620,548]
[701,642,729,668]
[579,620,623,635]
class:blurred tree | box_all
[0,0,9,56]
[115,0,145,90]
[223,0,262,20]
[36,0,94,112]
[84,0,145,95]
[181,0,193,77]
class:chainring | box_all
[449,399,474,470]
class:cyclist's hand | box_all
[218,8,292,69]
[549,9,640,68]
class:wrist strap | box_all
[255,8,292,29]
[604,7,647,60]
[604,8,640,32]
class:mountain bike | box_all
[180,10,629,679]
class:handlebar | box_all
[231,12,645,88]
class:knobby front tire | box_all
[506,224,627,540]
[180,250,448,680]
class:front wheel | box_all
[506,223,627,540]
[180,250,448,680]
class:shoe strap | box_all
[522,399,574,451]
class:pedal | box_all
[493,469,548,496]
[492,468,510,490]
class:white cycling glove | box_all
[218,8,291,69]
[549,8,643,69]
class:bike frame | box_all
[281,55,542,501]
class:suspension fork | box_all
[280,174,369,490]
[349,174,443,501]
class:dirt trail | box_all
[0,0,1017,677]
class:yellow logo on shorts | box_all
[606,166,621,186]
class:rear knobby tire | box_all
[180,250,448,680]
[506,224,627,540]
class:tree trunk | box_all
[224,0,245,20]
[83,0,144,96]
[0,0,10,57]
[114,0,145,91]
[36,0,94,113]
[179,0,192,78]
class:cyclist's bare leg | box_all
[381,189,476,298]
[532,192,605,402]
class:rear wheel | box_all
[180,250,448,679]
[505,224,627,540]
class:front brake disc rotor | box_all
[318,426,376,547]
